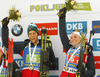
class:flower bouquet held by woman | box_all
[57,0,77,17]
[1,6,21,25]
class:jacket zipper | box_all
[68,72,69,77]
[31,70,33,77]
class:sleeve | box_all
[59,18,71,52]
[14,42,25,54]
[49,47,57,69]
[1,17,9,48]
[2,27,9,48]
[82,52,95,77]
[1,17,25,54]
[13,61,22,77]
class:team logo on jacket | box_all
[11,24,23,36]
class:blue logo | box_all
[66,21,87,35]
[92,21,100,33]
[11,24,23,36]
[93,38,100,51]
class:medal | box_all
[64,65,69,71]
[28,64,34,70]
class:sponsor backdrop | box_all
[0,0,100,77]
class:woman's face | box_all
[70,34,81,45]
[28,30,38,45]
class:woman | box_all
[59,7,95,77]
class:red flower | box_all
[16,10,19,12]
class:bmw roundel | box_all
[12,24,23,36]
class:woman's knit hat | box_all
[71,30,81,38]
[27,23,39,35]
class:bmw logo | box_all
[11,24,23,36]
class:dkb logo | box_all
[66,21,87,35]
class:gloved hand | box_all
[43,61,52,67]
[76,64,85,76]
[43,61,57,69]
[59,7,67,19]
[2,17,9,27]
[86,43,93,54]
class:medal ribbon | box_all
[29,42,37,65]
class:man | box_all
[58,7,95,77]
[1,17,57,77]
[0,46,21,77]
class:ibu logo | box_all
[93,39,100,51]
[66,21,87,35]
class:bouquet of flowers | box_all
[9,7,21,21]
[1,7,21,25]
[57,0,77,17]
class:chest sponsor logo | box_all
[35,23,58,36]
[26,54,40,63]
[67,55,79,64]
